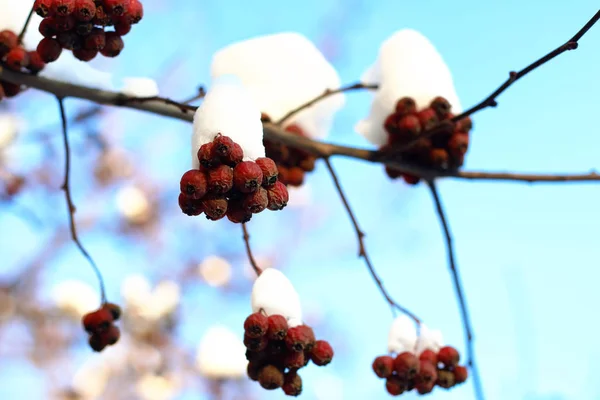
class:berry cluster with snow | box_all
[33,0,143,63]
[0,29,45,99]
[81,302,122,352]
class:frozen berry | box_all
[114,18,132,35]
[242,187,268,214]
[103,0,128,16]
[257,365,284,390]
[247,362,261,381]
[298,325,315,351]
[38,18,58,38]
[430,148,449,169]
[211,134,235,157]
[75,22,93,36]
[455,116,473,132]
[201,196,228,221]
[385,375,406,396]
[395,97,417,115]
[453,365,468,384]
[244,334,268,352]
[266,181,288,210]
[310,340,333,366]
[197,142,220,168]
[447,132,469,159]
[102,302,121,321]
[244,312,268,338]
[88,333,108,352]
[72,48,97,61]
[82,308,113,334]
[126,0,143,23]
[100,32,124,57]
[402,174,420,185]
[416,360,437,384]
[419,349,438,366]
[225,200,252,223]
[416,381,435,394]
[84,28,106,50]
[178,193,203,216]
[299,156,316,172]
[393,352,419,379]
[265,340,286,357]
[25,51,45,74]
[93,5,112,26]
[255,157,278,187]
[0,30,18,57]
[0,81,21,98]
[267,315,288,341]
[207,165,233,194]
[180,170,207,199]
[436,369,455,389]
[286,167,304,186]
[53,0,76,16]
[282,371,303,396]
[430,96,452,118]
[105,325,120,345]
[74,0,96,21]
[54,15,76,32]
[56,32,82,50]
[34,0,54,17]
[285,326,310,352]
[221,142,243,166]
[438,346,460,368]
[283,350,305,369]
[372,355,395,378]
[37,38,62,63]
[233,161,263,193]
[5,48,29,71]
[417,108,439,130]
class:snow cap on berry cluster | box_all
[251,268,302,327]
[356,29,462,146]
[210,32,344,140]
[387,315,444,354]
[192,76,265,168]
[196,325,247,380]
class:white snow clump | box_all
[195,325,247,380]
[251,268,302,327]
[387,315,444,355]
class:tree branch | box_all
[276,82,378,125]
[18,6,35,45]
[57,97,106,304]
[426,179,483,400]
[1,68,599,184]
[242,223,262,276]
[323,157,421,323]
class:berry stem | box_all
[17,5,36,45]
[323,157,421,324]
[242,223,262,276]
[276,82,378,126]
[425,179,484,400]
[181,86,206,104]
[57,97,107,304]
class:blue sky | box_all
[1,1,600,399]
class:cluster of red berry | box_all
[81,302,122,352]
[244,312,334,396]
[372,346,468,396]
[33,0,143,63]
[261,114,317,187]
[382,96,473,185]
[0,30,45,99]
[179,134,289,223]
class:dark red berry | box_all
[456,116,473,132]
[93,5,112,26]
[0,30,18,57]
[267,315,288,341]
[247,362,261,381]
[393,352,419,379]
[5,48,29,71]
[114,18,132,35]
[104,325,120,345]
[103,0,129,16]
[207,165,233,194]
[34,0,54,17]
[242,187,268,214]
[415,381,435,394]
[201,195,228,220]
[233,161,263,193]
[84,27,106,50]
[257,365,284,390]
[266,181,288,210]
[75,22,94,36]
[100,32,124,57]
[56,31,82,50]
[225,200,252,224]
[180,170,207,199]
[37,38,63,63]
[1,81,21,98]
[438,346,460,368]
[372,355,395,378]
[417,108,439,130]
[88,333,108,352]
[453,365,468,384]
[286,167,304,187]
[255,157,278,187]
[416,360,437,384]
[285,326,310,352]
[283,350,305,370]
[419,349,438,366]
[385,375,406,396]
[197,142,220,169]
[53,0,76,16]
[212,134,235,158]
[402,174,420,185]
[82,308,113,334]
[73,0,96,21]
[310,340,333,366]
[243,334,268,352]
[102,302,121,321]
[178,193,203,216]
[54,15,76,32]
[282,371,302,396]
[430,96,452,118]
[126,0,143,23]
[72,48,98,61]
[38,18,58,38]
[244,312,268,338]
[395,97,417,115]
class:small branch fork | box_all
[242,223,262,276]
[426,179,484,400]
[57,97,106,304]
[323,157,421,323]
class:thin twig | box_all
[426,179,484,400]
[17,6,35,44]
[181,86,206,104]
[276,82,378,125]
[57,97,106,304]
[242,223,262,276]
[323,157,421,323]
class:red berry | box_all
[395,97,417,115]
[34,0,54,17]
[178,193,203,216]
[393,352,419,379]
[197,142,220,169]
[211,134,235,157]
[37,38,63,63]
[437,346,460,368]
[180,170,207,199]
[114,18,132,35]
[372,355,395,378]
[247,362,261,381]
[1,81,21,98]
[82,308,113,334]
[285,325,310,353]
[26,51,46,74]
[103,0,129,16]
[0,30,18,57]
[54,15,76,32]
[385,375,406,396]
[282,371,302,396]
[102,302,122,321]
[402,173,420,185]
[38,18,58,38]
[56,31,82,50]
[233,161,263,193]
[299,156,316,172]
[5,48,30,71]
[88,333,108,352]
[242,187,268,214]
[448,132,469,159]
[417,108,439,130]
[430,96,452,118]
[436,369,455,389]
[430,148,449,168]
[243,334,268,352]
[201,195,228,221]
[286,167,304,187]
[415,381,435,394]
[100,32,124,57]
[266,181,288,211]
[93,5,112,26]
[416,360,437,384]
[310,340,333,366]
[75,22,94,36]
[255,157,278,187]
[397,114,422,136]
[220,141,243,166]
[283,350,305,369]
[125,0,143,24]
[455,116,473,132]
[225,200,252,224]
[257,365,284,390]
[73,0,96,21]
[72,48,98,61]
[419,349,438,366]
[104,325,120,345]
[453,365,468,384]
[266,315,288,341]
[53,0,76,16]
[207,164,233,194]
[244,312,268,338]
[84,27,106,50]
